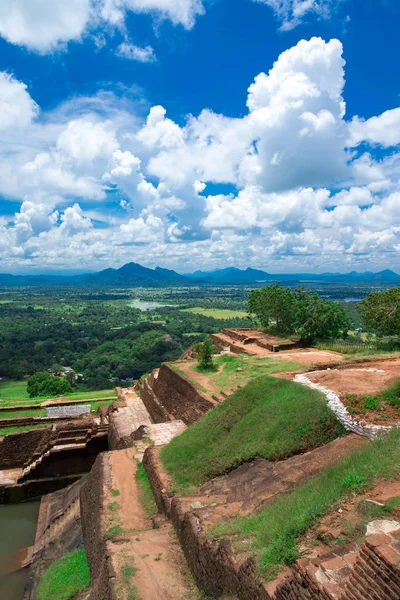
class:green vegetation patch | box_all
[212,429,400,581]
[0,380,30,401]
[136,461,158,518]
[90,400,113,412]
[0,424,48,436]
[161,375,345,491]
[211,354,305,393]
[182,307,249,319]
[0,408,46,419]
[346,378,400,420]
[37,549,90,600]
[0,381,117,407]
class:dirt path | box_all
[105,449,201,600]
[108,449,146,531]
[175,359,223,392]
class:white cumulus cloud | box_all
[0,0,92,52]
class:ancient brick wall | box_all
[138,377,171,423]
[151,364,215,425]
[0,427,52,469]
[143,446,272,600]
[80,453,115,600]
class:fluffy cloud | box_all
[1,37,400,273]
[349,108,400,148]
[0,0,91,52]
[0,72,39,130]
[254,0,345,30]
[0,0,205,53]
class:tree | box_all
[195,336,216,370]
[27,372,72,398]
[293,288,350,345]
[358,288,400,336]
[249,284,350,344]
[248,284,296,333]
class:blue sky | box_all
[0,0,399,274]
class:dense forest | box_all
[1,283,395,390]
[0,288,251,388]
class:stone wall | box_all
[143,446,400,600]
[143,446,272,600]
[2,475,82,504]
[80,453,114,600]
[138,375,172,423]
[150,364,215,425]
[0,427,52,469]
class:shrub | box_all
[27,372,72,398]
[194,336,216,371]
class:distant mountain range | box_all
[186,267,400,284]
[0,263,399,287]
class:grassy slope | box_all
[212,429,400,581]
[161,375,345,491]
[37,549,90,600]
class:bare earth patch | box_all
[274,349,344,365]
[306,358,400,396]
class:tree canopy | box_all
[358,288,400,336]
[249,284,350,344]
[27,372,73,398]
[194,336,216,370]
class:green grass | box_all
[171,354,306,396]
[37,549,90,600]
[136,461,158,518]
[182,307,249,319]
[118,560,139,600]
[211,354,306,393]
[161,375,345,492]
[0,380,30,400]
[0,398,45,407]
[90,400,114,412]
[0,408,46,419]
[211,429,400,581]
[0,424,48,436]
[346,378,400,419]
[0,380,117,405]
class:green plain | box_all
[182,307,249,319]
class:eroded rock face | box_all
[366,519,400,536]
